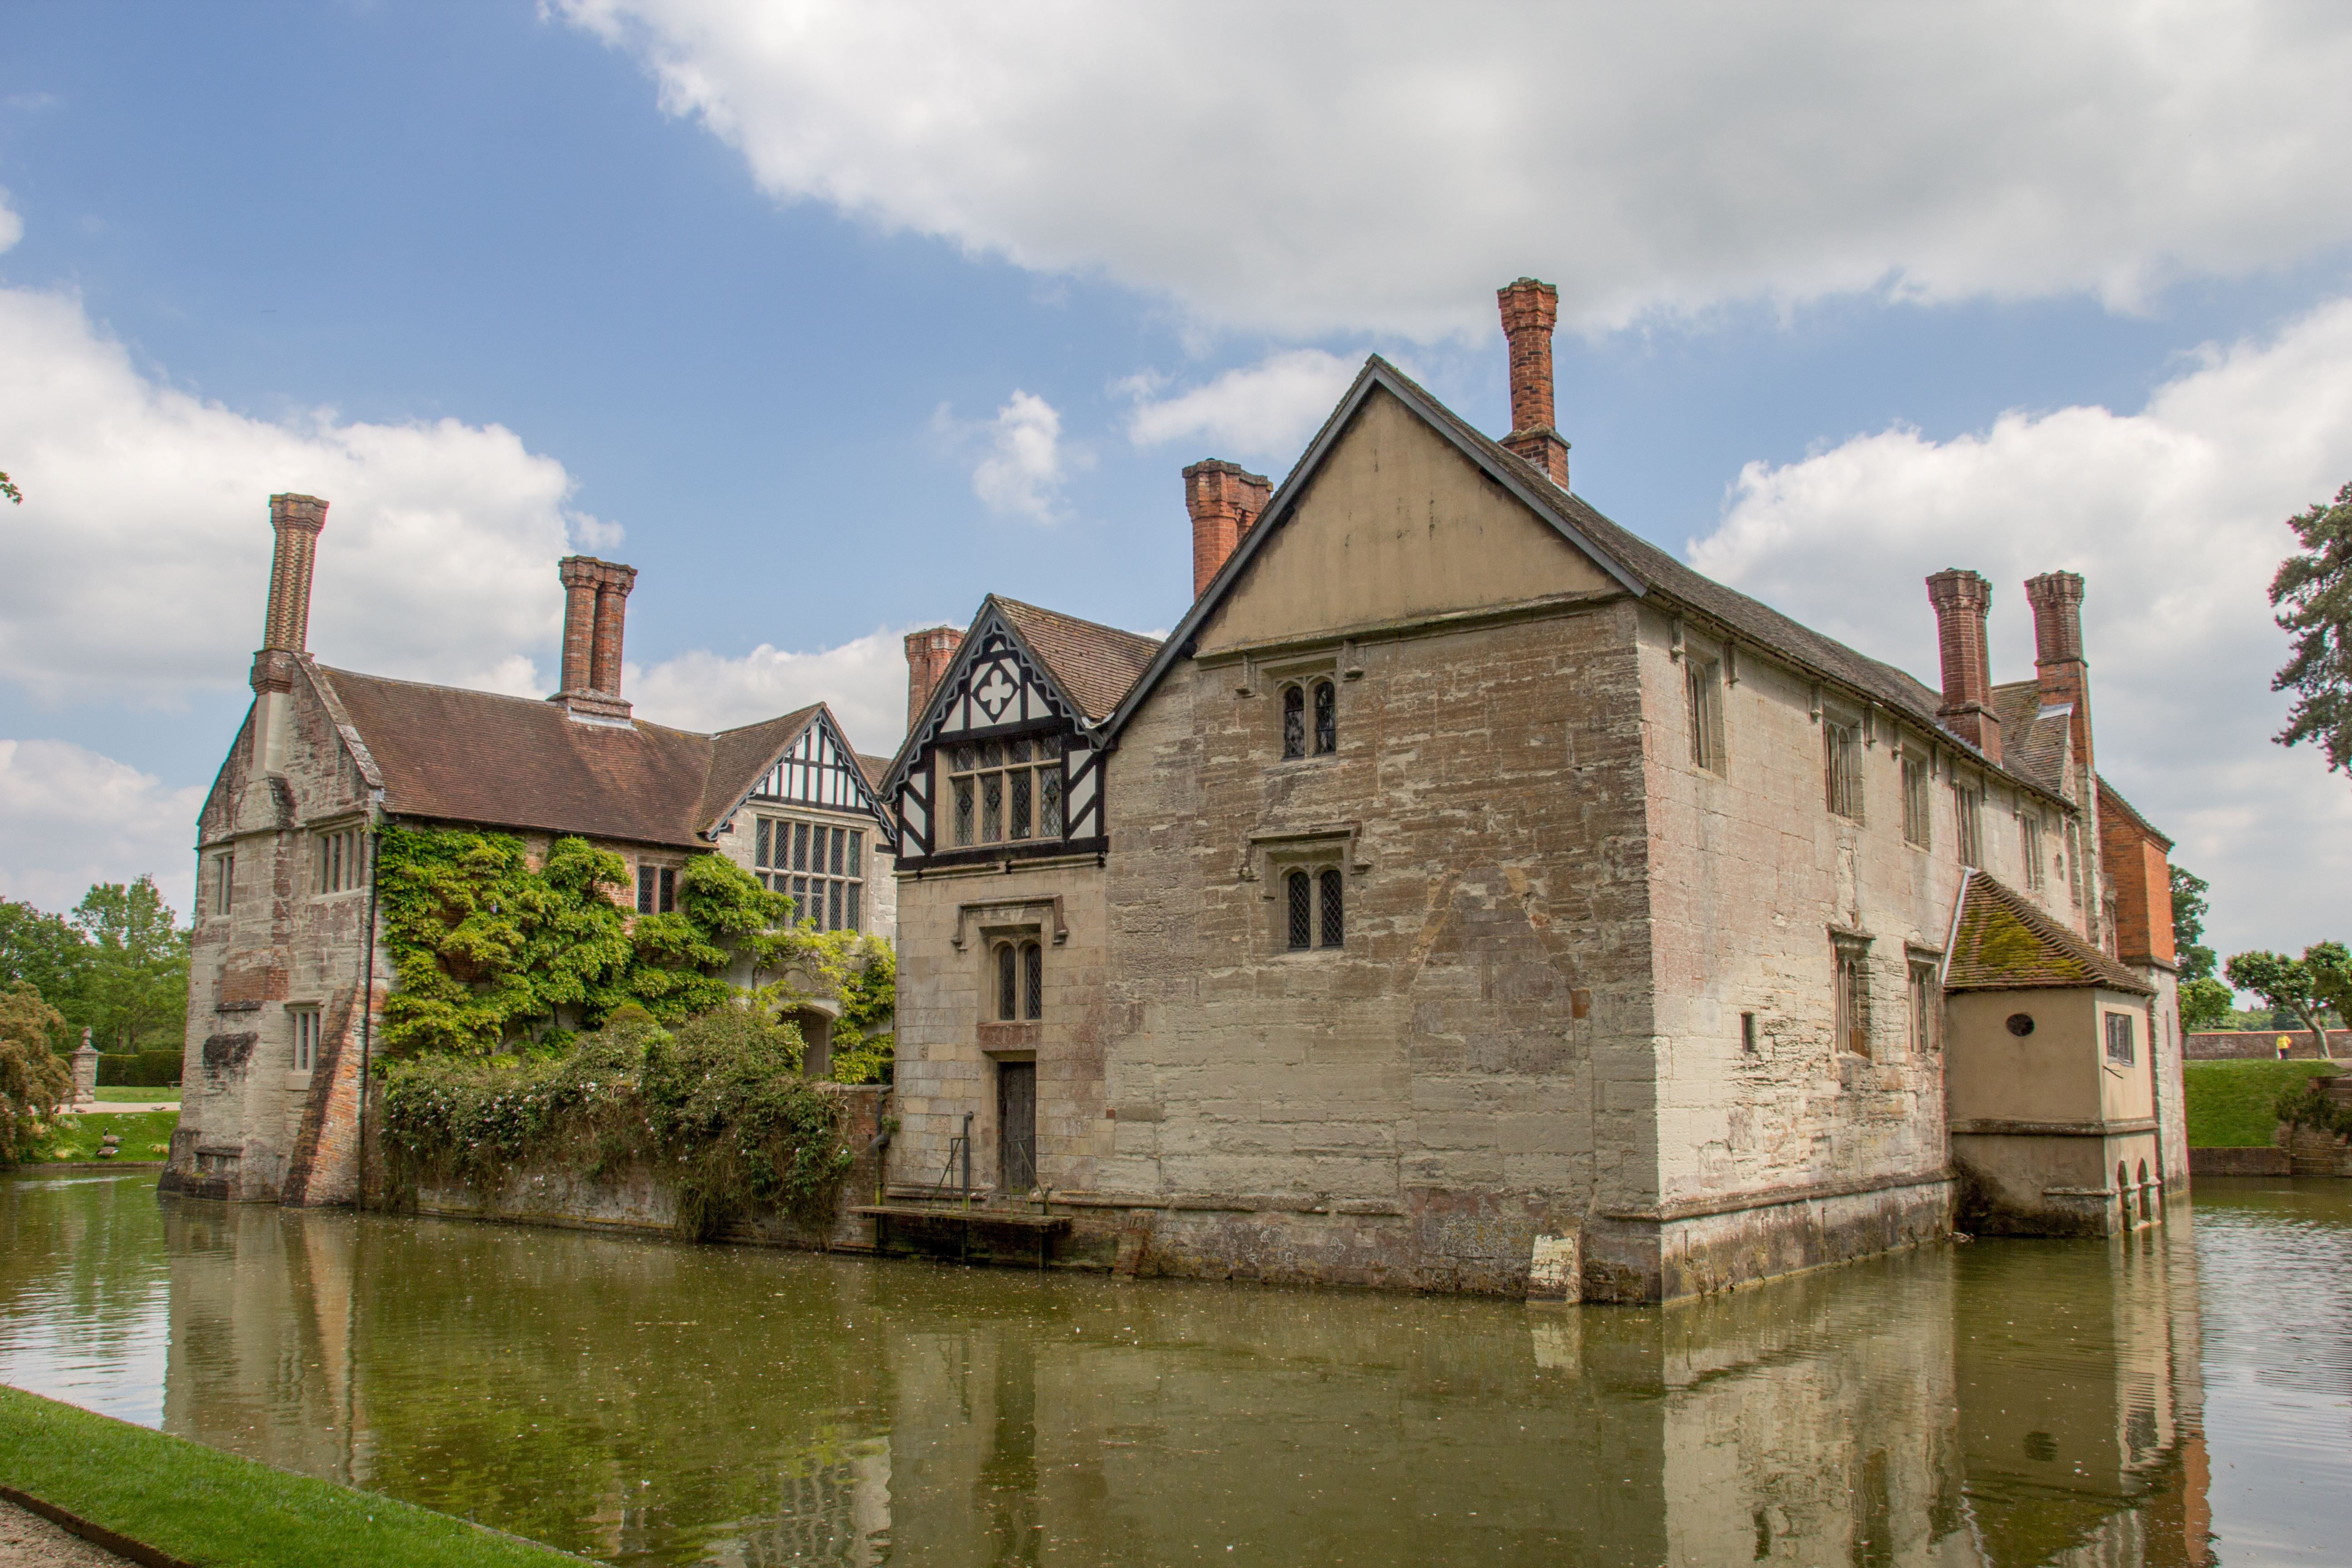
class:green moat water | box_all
[1,1176,2344,1565]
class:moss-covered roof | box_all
[1945,874,2153,995]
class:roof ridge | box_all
[987,594,1164,651]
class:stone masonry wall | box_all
[1095,602,1656,1293]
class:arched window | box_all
[1286,871,1312,950]
[1318,868,1344,947]
[1022,941,1043,1020]
[997,942,1018,1022]
[1313,679,1336,755]
[1282,685,1306,759]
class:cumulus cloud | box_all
[557,1,2352,338]
[1688,299,2352,960]
[0,281,617,706]
[627,624,938,755]
[0,190,21,255]
[1123,349,1358,460]
[0,740,205,919]
[969,390,1070,521]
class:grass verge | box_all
[90,1087,179,1105]
[2183,1059,2341,1147]
[34,1110,177,1163]
[0,1384,579,1567]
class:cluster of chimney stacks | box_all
[555,555,638,722]
[1926,567,2092,773]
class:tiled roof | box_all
[1944,873,2153,995]
[1989,681,2073,799]
[1152,354,2071,810]
[991,596,1162,720]
[313,664,826,848]
[854,753,894,789]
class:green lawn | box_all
[0,1384,580,1567]
[33,1110,177,1163]
[90,1086,178,1103]
[2183,1058,2341,1147]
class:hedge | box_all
[95,1049,183,1088]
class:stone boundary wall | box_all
[2185,1029,2347,1060]
[2187,1146,2291,1176]
[404,1085,888,1253]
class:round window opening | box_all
[2005,1013,2036,1037]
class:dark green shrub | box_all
[96,1049,183,1088]
[2275,1078,2352,1140]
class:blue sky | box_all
[2,1,2348,970]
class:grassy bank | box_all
[2184,1059,2341,1147]
[0,1384,578,1567]
[91,1086,178,1104]
[34,1110,176,1163]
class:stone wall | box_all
[2186,1028,2348,1060]
[407,1084,890,1251]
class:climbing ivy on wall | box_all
[376,826,847,1056]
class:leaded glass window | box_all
[945,733,1066,847]
[1313,680,1336,755]
[998,942,1019,1021]
[1319,869,1344,947]
[1283,686,1306,759]
[754,815,867,932]
[1286,871,1312,950]
[1023,941,1042,1020]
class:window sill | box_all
[285,1071,312,1091]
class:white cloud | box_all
[557,1,2352,338]
[1123,349,1357,460]
[626,625,936,756]
[1688,299,2352,963]
[0,189,21,255]
[0,740,205,919]
[0,281,610,707]
[970,390,1070,521]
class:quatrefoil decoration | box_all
[974,667,1019,720]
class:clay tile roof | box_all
[1944,873,2153,995]
[1989,681,2073,799]
[854,753,893,788]
[991,596,1162,720]
[314,666,839,849]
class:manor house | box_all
[873,278,2185,1302]
[164,509,895,1204]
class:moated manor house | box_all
[169,279,2185,1304]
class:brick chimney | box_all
[1926,568,2002,764]
[250,493,328,775]
[904,625,961,730]
[1497,278,1570,487]
[2024,571,2092,776]
[1183,459,1272,598]
[552,556,635,721]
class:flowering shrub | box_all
[377,1005,854,1239]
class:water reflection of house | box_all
[874,274,2188,1303]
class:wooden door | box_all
[997,1061,1037,1194]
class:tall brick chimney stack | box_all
[250,493,328,775]
[1926,568,2002,764]
[1497,278,1570,487]
[904,626,961,730]
[2024,571,2092,774]
[1183,459,1272,598]
[551,556,635,721]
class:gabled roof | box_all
[1101,355,2069,810]
[878,594,1162,798]
[311,663,852,848]
[2095,777,2173,851]
[1990,681,2074,800]
[993,597,1162,720]
[1944,873,2154,995]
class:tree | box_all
[2224,942,2349,1051]
[2271,480,2352,775]
[69,878,191,1051]
[0,981,72,1164]
[0,470,19,505]
[2169,866,2215,982]
[0,900,90,1048]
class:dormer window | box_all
[950,736,1063,848]
[1282,679,1336,760]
